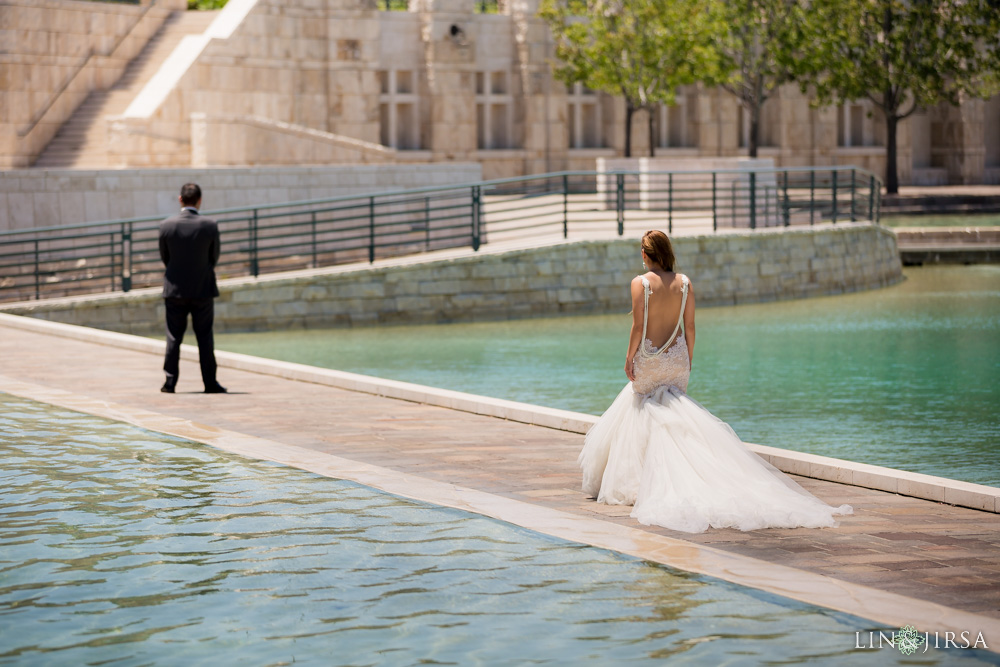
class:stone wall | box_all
[188,114,398,167]
[1,224,903,334]
[0,162,481,232]
[1,0,183,168]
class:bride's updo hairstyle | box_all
[641,230,675,271]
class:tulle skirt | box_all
[579,383,853,533]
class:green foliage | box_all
[703,0,809,157]
[188,0,228,9]
[804,0,997,110]
[538,0,719,155]
[474,0,500,14]
[798,0,999,192]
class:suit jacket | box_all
[159,209,221,299]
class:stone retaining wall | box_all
[1,223,902,334]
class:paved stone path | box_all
[2,323,999,626]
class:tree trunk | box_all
[648,108,655,157]
[749,101,760,159]
[885,114,899,194]
[882,8,898,194]
[625,102,634,157]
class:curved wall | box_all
[1,223,902,334]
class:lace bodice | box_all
[631,275,690,395]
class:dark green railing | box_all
[0,167,881,303]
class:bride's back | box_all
[641,271,687,348]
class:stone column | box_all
[326,0,383,145]
[417,0,477,160]
[940,95,985,185]
[510,0,558,173]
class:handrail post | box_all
[471,185,482,251]
[368,196,376,263]
[615,173,625,236]
[667,173,673,234]
[109,232,116,292]
[712,172,717,232]
[425,196,431,251]
[765,185,771,224]
[251,209,259,277]
[783,171,790,227]
[311,211,317,268]
[749,172,757,230]
[731,180,736,227]
[810,170,815,225]
[34,239,40,300]
[868,175,875,221]
[831,170,838,223]
[122,222,132,292]
[562,174,569,239]
[850,168,857,222]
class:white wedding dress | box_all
[579,274,853,533]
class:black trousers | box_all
[163,297,217,388]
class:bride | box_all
[579,230,853,533]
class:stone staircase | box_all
[32,10,220,170]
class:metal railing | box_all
[0,166,881,303]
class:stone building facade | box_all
[3,0,999,185]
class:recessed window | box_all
[476,71,516,149]
[379,70,421,150]
[567,83,603,149]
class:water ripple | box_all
[1,394,996,666]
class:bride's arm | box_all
[625,277,644,381]
[684,282,696,369]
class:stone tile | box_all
[876,560,949,571]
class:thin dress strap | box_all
[639,275,688,358]
[640,276,652,345]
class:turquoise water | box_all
[2,393,997,666]
[216,265,1000,487]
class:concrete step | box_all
[882,194,1000,215]
[33,9,220,169]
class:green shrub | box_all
[188,0,228,9]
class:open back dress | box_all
[578,274,853,533]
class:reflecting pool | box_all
[216,265,1000,487]
[2,393,997,665]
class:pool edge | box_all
[2,311,997,515]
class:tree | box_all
[539,0,717,157]
[704,0,809,158]
[799,0,999,193]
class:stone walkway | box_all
[2,321,999,636]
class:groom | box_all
[158,183,227,394]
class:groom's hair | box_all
[180,183,202,207]
[642,230,675,271]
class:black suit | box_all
[159,208,221,389]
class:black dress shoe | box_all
[161,382,176,393]
[204,383,228,394]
